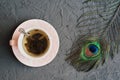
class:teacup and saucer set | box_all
[10,19,59,67]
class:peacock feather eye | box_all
[66,36,109,72]
[80,41,101,61]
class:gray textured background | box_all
[0,0,120,80]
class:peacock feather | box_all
[66,0,120,72]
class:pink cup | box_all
[10,19,59,67]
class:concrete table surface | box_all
[0,0,120,80]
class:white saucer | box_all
[10,19,59,67]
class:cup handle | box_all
[10,40,17,46]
